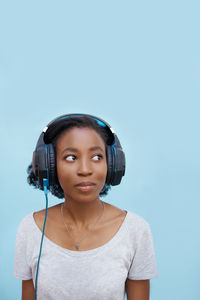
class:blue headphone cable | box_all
[34,178,49,300]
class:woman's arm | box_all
[22,279,35,300]
[125,279,150,300]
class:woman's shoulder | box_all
[33,203,63,232]
[16,213,36,241]
[103,201,126,217]
[17,204,60,234]
[103,203,152,247]
[105,202,149,227]
[126,210,150,227]
[17,213,34,229]
[124,211,153,243]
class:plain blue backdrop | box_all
[1,0,200,299]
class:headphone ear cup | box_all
[32,143,48,187]
[106,145,114,185]
[111,135,126,186]
[111,147,125,185]
[47,144,56,185]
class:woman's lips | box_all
[75,185,95,192]
[75,182,96,192]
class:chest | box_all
[32,237,130,300]
[35,210,127,251]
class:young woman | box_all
[14,114,158,300]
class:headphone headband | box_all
[41,114,115,146]
[46,113,115,132]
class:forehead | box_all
[56,127,106,151]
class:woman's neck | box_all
[62,196,104,229]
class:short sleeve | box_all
[128,221,158,280]
[14,215,32,280]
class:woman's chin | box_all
[64,191,100,203]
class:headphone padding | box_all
[47,144,56,185]
[112,147,125,185]
[106,145,114,185]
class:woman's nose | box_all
[77,159,92,176]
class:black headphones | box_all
[32,113,125,189]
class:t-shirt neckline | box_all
[31,210,129,256]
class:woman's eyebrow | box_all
[89,146,104,152]
[61,146,104,154]
[61,147,77,154]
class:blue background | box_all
[1,0,200,299]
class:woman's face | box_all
[56,127,107,203]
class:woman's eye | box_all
[92,154,103,161]
[65,155,76,161]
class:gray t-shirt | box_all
[14,211,158,300]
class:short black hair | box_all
[27,115,112,198]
